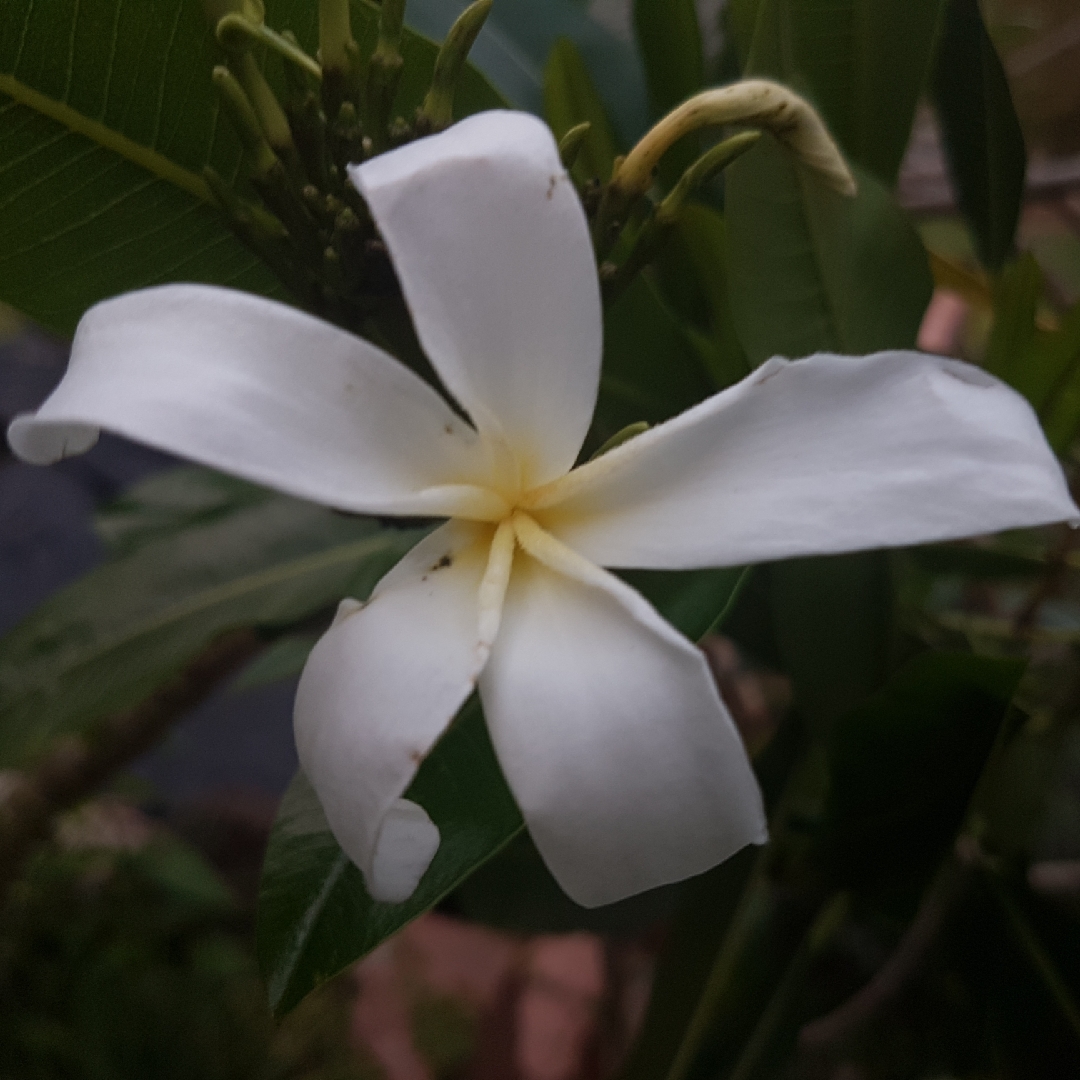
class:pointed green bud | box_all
[216,15,322,82]
[212,65,278,177]
[590,421,650,460]
[418,0,492,131]
[229,51,299,169]
[656,130,760,224]
[558,122,592,171]
[366,0,406,151]
[319,0,361,117]
[318,0,355,72]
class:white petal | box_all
[478,539,766,908]
[293,521,493,901]
[7,285,503,520]
[349,111,602,489]
[370,799,442,903]
[534,352,1079,569]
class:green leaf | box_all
[825,652,1024,889]
[931,0,1027,271]
[769,554,895,734]
[754,0,946,186]
[726,149,933,364]
[593,272,715,445]
[0,488,426,768]
[95,466,275,556]
[620,566,749,643]
[633,0,704,118]
[977,257,1080,453]
[0,0,503,336]
[1036,301,1080,453]
[230,631,318,693]
[674,204,752,390]
[257,695,524,1016]
[985,253,1043,389]
[543,37,620,184]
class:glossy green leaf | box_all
[931,0,1027,271]
[0,484,426,768]
[825,652,1024,889]
[257,695,524,1016]
[0,0,502,336]
[543,37,620,185]
[405,0,649,144]
[726,148,933,365]
[633,0,704,118]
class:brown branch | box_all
[0,629,261,895]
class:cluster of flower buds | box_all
[202,0,858,337]
[201,0,492,336]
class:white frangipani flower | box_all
[8,111,1078,908]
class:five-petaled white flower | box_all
[8,111,1078,907]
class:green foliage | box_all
[633,0,704,119]
[0,0,502,337]
[0,468,426,768]
[931,0,1027,272]
[983,255,1080,453]
[825,653,1025,889]
[543,37,620,184]
[0,832,374,1080]
[593,273,716,444]
[933,0,1023,274]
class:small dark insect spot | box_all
[546,175,557,199]
[430,554,453,571]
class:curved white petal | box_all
[534,352,1079,569]
[7,285,503,520]
[478,539,766,908]
[294,521,494,901]
[349,111,602,489]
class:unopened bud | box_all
[614,80,856,202]
[558,122,592,172]
[418,0,493,130]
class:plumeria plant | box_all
[4,0,1080,1076]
